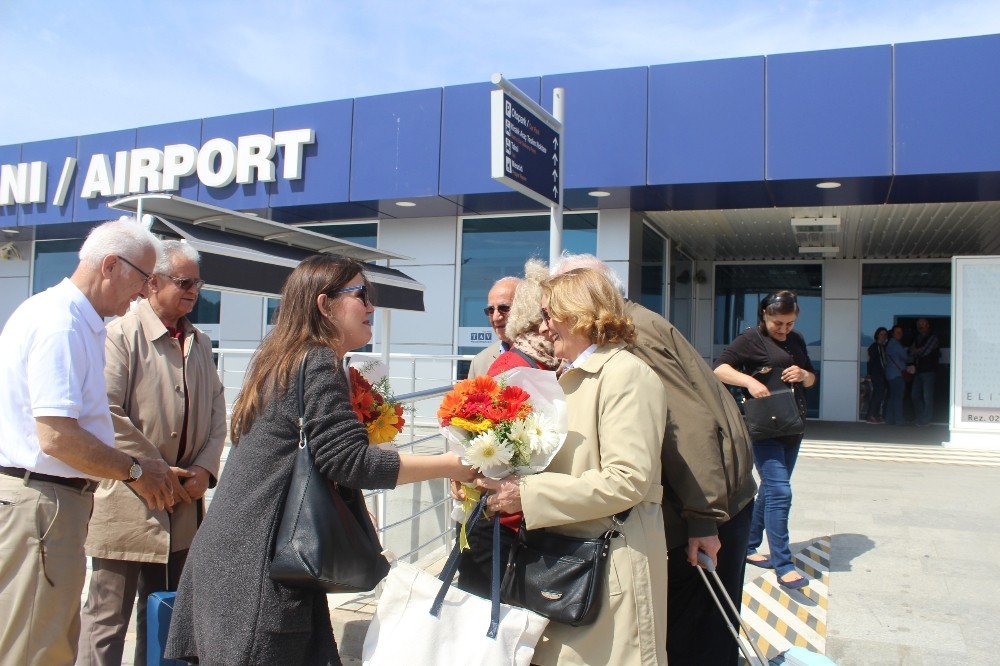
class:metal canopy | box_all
[108,194,409,261]
[108,194,424,311]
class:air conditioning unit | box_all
[791,217,841,233]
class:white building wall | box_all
[821,259,861,421]
[0,242,32,329]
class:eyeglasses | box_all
[161,275,206,291]
[540,307,551,323]
[334,284,371,306]
[117,255,152,285]
[483,304,511,317]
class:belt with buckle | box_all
[0,466,99,493]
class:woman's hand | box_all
[477,475,523,514]
[747,378,770,398]
[781,365,810,384]
[447,454,479,484]
[449,478,467,501]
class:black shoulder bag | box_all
[499,509,630,626]
[741,331,805,441]
[269,352,390,593]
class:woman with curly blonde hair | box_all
[478,267,669,666]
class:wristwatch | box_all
[123,456,142,484]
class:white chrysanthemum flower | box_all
[506,419,533,454]
[526,412,561,455]
[464,430,514,473]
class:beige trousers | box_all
[0,474,94,666]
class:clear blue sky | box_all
[1,0,998,146]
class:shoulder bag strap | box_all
[509,347,540,369]
[297,351,309,448]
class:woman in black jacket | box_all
[866,327,889,423]
[165,256,475,665]
[714,291,816,590]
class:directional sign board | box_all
[491,89,561,207]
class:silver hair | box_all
[550,251,625,295]
[78,216,163,271]
[155,240,201,274]
[491,275,521,290]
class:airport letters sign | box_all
[491,90,561,207]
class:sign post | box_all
[490,73,564,267]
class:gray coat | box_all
[165,347,400,665]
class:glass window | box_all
[33,239,83,294]
[187,289,221,325]
[668,245,695,340]
[714,264,823,418]
[859,262,951,422]
[301,222,377,248]
[266,297,280,326]
[457,213,596,356]
[640,225,666,315]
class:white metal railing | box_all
[210,348,474,564]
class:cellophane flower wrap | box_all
[348,360,406,445]
[436,367,567,548]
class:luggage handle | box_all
[696,552,770,666]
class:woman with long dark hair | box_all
[866,327,889,423]
[165,255,475,665]
[713,291,816,590]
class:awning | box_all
[108,194,424,311]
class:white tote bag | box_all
[363,502,548,666]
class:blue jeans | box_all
[911,371,935,425]
[747,438,801,576]
[885,377,906,425]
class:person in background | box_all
[79,241,227,666]
[866,327,890,424]
[884,324,910,426]
[468,276,519,377]
[165,255,476,666]
[909,318,941,426]
[455,258,557,598]
[0,219,172,665]
[552,252,756,666]
[478,268,669,665]
[714,291,816,591]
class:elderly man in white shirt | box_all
[0,219,173,666]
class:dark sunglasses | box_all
[117,255,152,285]
[161,275,206,291]
[334,284,371,306]
[483,304,511,317]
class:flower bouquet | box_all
[348,360,406,445]
[436,367,567,547]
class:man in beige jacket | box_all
[79,241,227,666]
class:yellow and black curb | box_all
[740,536,831,662]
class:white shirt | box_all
[0,278,114,478]
[564,344,599,372]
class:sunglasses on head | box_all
[162,275,206,291]
[334,284,371,306]
[483,304,511,317]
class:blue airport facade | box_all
[1,33,998,429]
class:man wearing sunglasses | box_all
[80,241,226,666]
[468,276,519,377]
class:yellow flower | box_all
[448,416,494,433]
[367,402,402,444]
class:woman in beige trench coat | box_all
[479,267,669,666]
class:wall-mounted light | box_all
[395,201,416,207]
[816,181,841,189]
[588,190,611,198]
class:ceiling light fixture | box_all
[588,190,611,198]
[395,201,416,207]
[816,181,841,189]
[798,246,840,254]
[1,228,19,235]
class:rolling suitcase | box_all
[147,591,187,666]
[695,552,836,666]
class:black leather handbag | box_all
[269,352,390,593]
[499,510,630,626]
[742,331,806,441]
